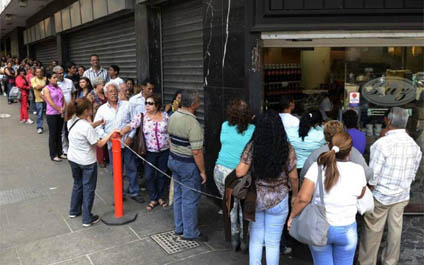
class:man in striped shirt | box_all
[83,54,109,85]
[358,107,422,265]
[167,89,207,242]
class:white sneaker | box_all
[25,119,34,125]
[37,128,43,134]
[19,120,25,123]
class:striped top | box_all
[83,67,109,85]
[167,109,203,158]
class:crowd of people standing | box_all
[1,53,422,265]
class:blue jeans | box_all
[35,102,45,129]
[309,222,357,265]
[249,196,289,265]
[6,82,13,102]
[144,150,169,201]
[108,147,139,197]
[69,161,98,224]
[168,155,201,239]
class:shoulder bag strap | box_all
[317,165,325,207]
[68,119,81,134]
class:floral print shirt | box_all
[240,142,297,211]
[130,112,170,152]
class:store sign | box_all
[349,92,360,107]
[362,77,417,106]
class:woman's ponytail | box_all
[299,110,323,141]
[317,147,339,192]
[317,132,352,192]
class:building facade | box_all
[1,0,423,194]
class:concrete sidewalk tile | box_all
[0,213,70,249]
[4,196,56,224]
[164,249,247,265]
[53,256,93,265]
[89,237,210,265]
[17,225,138,265]
[0,247,21,265]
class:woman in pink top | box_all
[15,68,33,124]
[121,95,170,211]
[43,73,66,162]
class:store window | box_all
[263,46,423,133]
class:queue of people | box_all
[3,54,422,265]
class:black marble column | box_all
[202,0,253,195]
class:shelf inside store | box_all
[265,80,301,85]
[265,90,303,96]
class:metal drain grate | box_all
[151,231,200,254]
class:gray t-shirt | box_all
[300,144,373,181]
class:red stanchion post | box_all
[112,132,124,218]
[101,132,137,225]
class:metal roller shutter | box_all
[162,0,204,122]
[34,39,58,67]
[67,15,136,80]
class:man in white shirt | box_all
[54,65,76,156]
[319,95,333,121]
[105,65,124,89]
[94,83,144,203]
[83,54,109,85]
[279,96,299,129]
[129,78,154,115]
[358,107,422,265]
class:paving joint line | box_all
[163,250,213,265]
[128,226,143,241]
[15,247,23,265]
[94,191,107,205]
[47,239,140,265]
[61,215,74,233]
[86,254,95,265]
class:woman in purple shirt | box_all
[43,73,66,162]
[343,109,366,154]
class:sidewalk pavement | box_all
[0,99,422,265]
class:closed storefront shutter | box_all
[67,15,136,80]
[162,0,204,122]
[34,39,58,67]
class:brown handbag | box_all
[131,113,147,155]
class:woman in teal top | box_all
[286,110,326,171]
[214,99,255,252]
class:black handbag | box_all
[131,113,146,156]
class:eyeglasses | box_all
[146,102,155,106]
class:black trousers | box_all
[46,114,64,159]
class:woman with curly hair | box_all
[236,110,299,265]
[214,99,255,251]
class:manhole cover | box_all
[151,231,200,254]
[0,113,11,118]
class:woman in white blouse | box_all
[121,94,170,211]
[66,97,118,227]
[288,132,367,265]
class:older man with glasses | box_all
[94,83,145,203]
[358,107,422,265]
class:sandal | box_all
[146,201,158,211]
[158,199,168,208]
